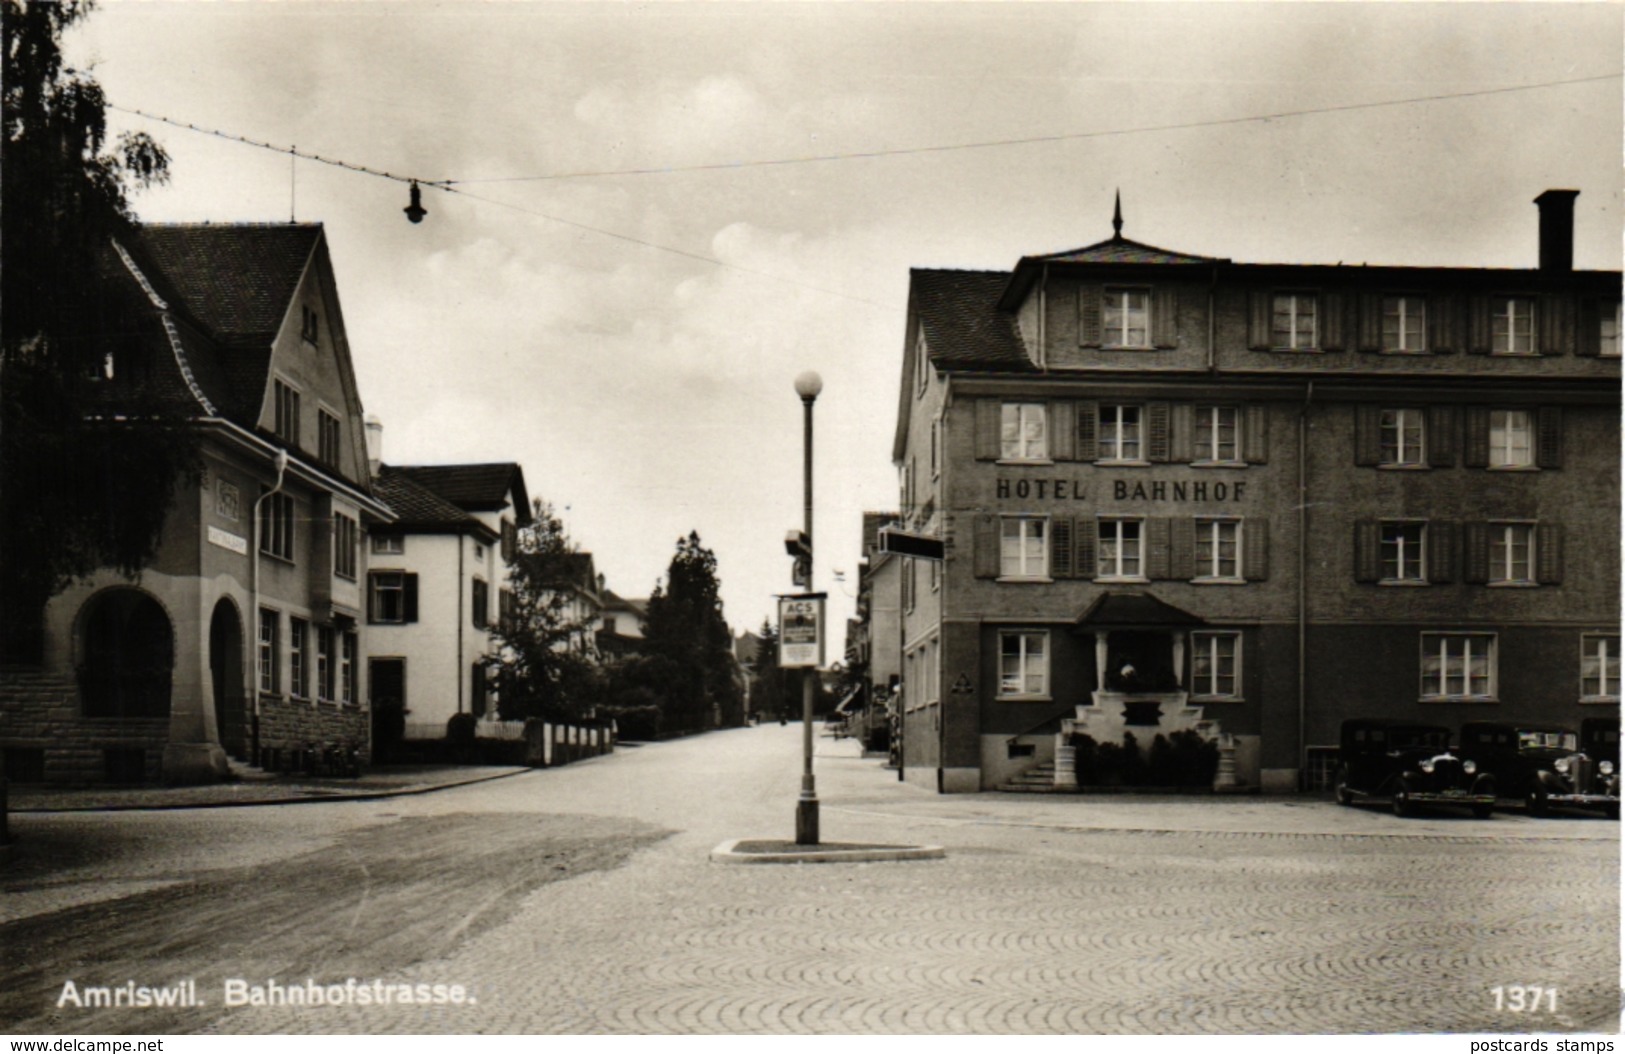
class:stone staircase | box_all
[998,759,1065,793]
[224,754,278,782]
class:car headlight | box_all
[1602,760,1616,776]
[1555,758,1571,775]
[1420,759,1435,774]
[1462,760,1477,776]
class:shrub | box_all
[601,703,661,742]
[1094,740,1125,785]
[446,712,477,746]
[1146,734,1176,785]
[1120,732,1147,785]
[1170,730,1220,787]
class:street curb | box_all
[8,766,538,814]
[709,837,946,864]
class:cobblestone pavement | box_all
[8,725,1619,1035]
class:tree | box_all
[1,0,193,660]
[748,618,790,721]
[643,532,742,733]
[485,500,597,723]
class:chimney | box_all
[365,415,383,477]
[1535,189,1579,274]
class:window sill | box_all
[1490,352,1542,359]
[259,552,296,567]
[997,694,1053,703]
[1094,459,1151,468]
[1580,696,1621,705]
[1486,465,1539,473]
[1096,575,1149,585]
[1193,577,1246,586]
[997,458,1055,467]
[1100,344,1158,352]
[997,576,1053,584]
[1265,346,1323,354]
[1420,696,1499,704]
[1192,460,1247,469]
[1379,348,1431,357]
[1376,463,1430,471]
[1487,580,1539,589]
[1378,579,1431,587]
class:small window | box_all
[259,491,295,562]
[1381,522,1426,583]
[1488,524,1535,585]
[1194,406,1239,463]
[1097,517,1144,580]
[1195,519,1241,580]
[333,514,358,580]
[290,619,309,699]
[1601,302,1621,358]
[998,631,1048,698]
[1382,296,1427,353]
[341,632,356,705]
[472,578,490,630]
[1190,631,1241,699]
[318,410,341,467]
[1097,404,1143,462]
[300,305,321,345]
[1492,297,1535,355]
[258,609,279,695]
[274,380,301,447]
[369,571,417,624]
[1489,410,1533,468]
[500,519,517,562]
[317,626,335,702]
[1581,635,1620,701]
[1103,287,1150,348]
[371,534,404,554]
[1421,633,1496,701]
[999,517,1048,579]
[1272,293,1317,350]
[1379,409,1427,467]
[1000,403,1048,461]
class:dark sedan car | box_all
[1460,720,1620,818]
[1333,719,1497,817]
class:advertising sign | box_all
[777,593,824,669]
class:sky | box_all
[70,1,1623,643]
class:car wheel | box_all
[1606,802,1619,821]
[1471,802,1495,819]
[1526,785,1550,818]
[1334,767,1355,807]
[1391,780,1415,818]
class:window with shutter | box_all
[1243,518,1269,582]
[1487,410,1533,468]
[1000,403,1049,461]
[1378,409,1427,467]
[1051,517,1074,579]
[1194,519,1239,580]
[1379,522,1427,583]
[1536,406,1564,468]
[1000,517,1048,579]
[1097,518,1144,580]
[1272,293,1318,350]
[1492,297,1536,355]
[1536,523,1564,585]
[1381,295,1427,353]
[1194,406,1239,463]
[1487,524,1534,585]
[1103,287,1151,348]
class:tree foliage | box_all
[643,532,743,732]
[485,500,597,723]
[748,618,790,721]
[1,0,195,660]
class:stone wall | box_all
[0,666,169,784]
[255,693,369,769]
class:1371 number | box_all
[1491,986,1559,1013]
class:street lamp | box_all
[794,370,822,845]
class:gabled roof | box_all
[374,465,493,538]
[1074,592,1205,628]
[393,463,531,520]
[911,269,1036,373]
[1023,234,1227,268]
[128,224,321,346]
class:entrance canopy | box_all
[1073,592,1204,629]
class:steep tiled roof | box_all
[128,224,320,345]
[374,466,487,533]
[394,463,529,517]
[911,269,1035,372]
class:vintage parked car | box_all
[1333,719,1497,818]
[1460,720,1620,819]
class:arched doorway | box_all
[209,599,247,759]
[79,589,173,719]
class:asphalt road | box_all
[2,723,1618,1035]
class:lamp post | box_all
[794,370,822,845]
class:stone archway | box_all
[79,588,173,719]
[209,599,248,760]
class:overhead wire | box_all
[109,70,1619,309]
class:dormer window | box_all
[1103,287,1150,348]
[1272,293,1318,350]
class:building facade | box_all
[891,190,1621,793]
[1,224,393,783]
[365,458,530,746]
